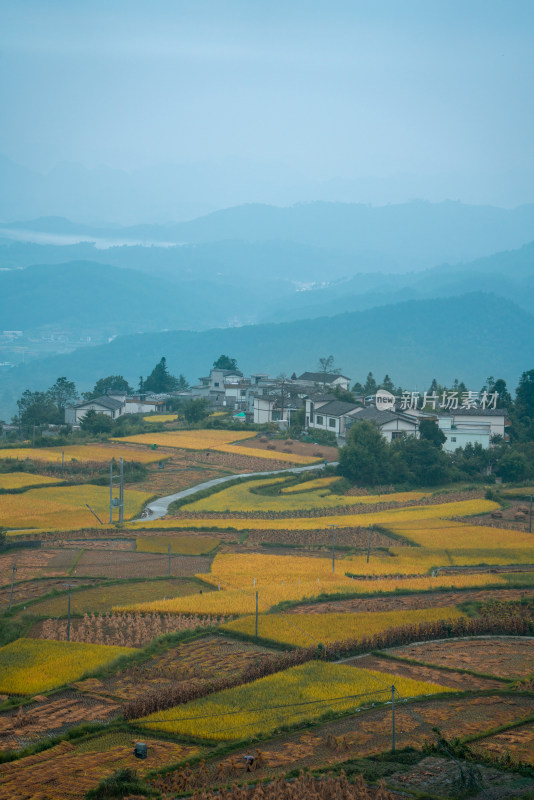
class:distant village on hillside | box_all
[65,365,508,453]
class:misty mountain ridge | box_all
[1,291,532,420]
[3,198,534,273]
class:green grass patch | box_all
[136,535,219,556]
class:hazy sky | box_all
[1,0,533,206]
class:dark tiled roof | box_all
[352,406,418,426]
[313,400,360,417]
[439,408,508,417]
[298,372,350,382]
[76,396,123,411]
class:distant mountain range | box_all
[1,292,532,419]
[3,199,534,273]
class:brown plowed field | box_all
[236,438,339,462]
[0,577,102,607]
[388,636,534,680]
[73,550,212,578]
[0,549,77,586]
[472,722,534,764]
[347,654,503,691]
[246,527,401,549]
[288,587,534,614]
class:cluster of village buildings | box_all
[66,366,509,453]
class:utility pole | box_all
[109,461,114,524]
[367,527,372,564]
[530,495,533,534]
[8,564,17,612]
[255,591,259,640]
[64,584,73,641]
[391,685,396,752]
[329,525,337,572]
[119,457,124,523]
[168,543,172,577]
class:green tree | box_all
[213,355,238,371]
[419,418,446,448]
[140,357,179,393]
[379,374,395,392]
[176,373,189,391]
[515,370,534,417]
[333,385,356,403]
[338,421,391,485]
[80,410,113,434]
[391,437,451,486]
[363,372,377,395]
[16,390,58,433]
[84,376,133,400]
[182,398,210,423]
[48,377,78,415]
[497,450,529,482]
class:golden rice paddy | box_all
[0,444,169,464]
[0,638,134,694]
[138,661,452,740]
[0,472,64,490]
[2,483,153,531]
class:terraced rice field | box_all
[138,661,452,740]
[0,737,199,800]
[0,638,134,694]
[222,607,465,647]
[75,550,212,579]
[119,552,508,616]
[20,577,205,617]
[0,443,170,464]
[387,637,534,680]
[114,430,318,464]
[2,483,153,532]
[135,497,498,530]
[142,414,179,422]
[136,534,219,555]
[182,477,430,512]
[0,693,120,750]
[0,472,64,490]
[473,723,534,764]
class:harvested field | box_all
[159,694,534,787]
[237,437,338,462]
[388,637,534,680]
[21,577,205,617]
[387,755,534,800]
[288,587,534,614]
[246,526,406,549]
[0,692,119,751]
[53,538,134,550]
[0,737,199,800]
[0,548,77,586]
[350,654,503,691]
[136,534,219,555]
[74,635,275,702]
[126,463,228,495]
[73,549,212,578]
[472,722,534,765]
[0,576,101,609]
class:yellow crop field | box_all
[134,497,498,531]
[116,552,506,616]
[184,478,429,512]
[502,486,534,497]
[213,443,319,464]
[0,444,168,464]
[0,638,134,694]
[0,472,64,490]
[281,476,339,493]
[114,429,318,463]
[142,414,178,423]
[112,430,255,450]
[1,483,152,532]
[136,534,219,555]
[138,661,452,740]
[223,607,464,647]
[388,521,534,553]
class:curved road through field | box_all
[138,460,338,521]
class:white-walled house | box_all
[65,396,124,424]
[305,398,361,437]
[348,406,420,441]
[437,408,509,442]
[253,396,292,425]
[438,417,491,452]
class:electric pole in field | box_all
[64,583,73,641]
[8,564,17,612]
[109,458,126,524]
[329,524,338,572]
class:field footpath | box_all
[139,461,338,520]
